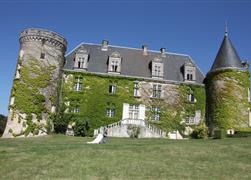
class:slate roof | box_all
[64,43,205,84]
[210,34,243,71]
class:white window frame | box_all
[133,82,140,97]
[152,106,160,121]
[153,84,162,98]
[74,77,83,91]
[72,107,80,113]
[111,60,119,72]
[109,84,117,94]
[129,104,139,119]
[185,117,195,125]
[106,108,115,117]
[188,93,195,103]
[153,65,161,77]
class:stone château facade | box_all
[2,28,251,138]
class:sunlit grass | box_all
[0,135,250,179]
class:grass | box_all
[0,135,251,180]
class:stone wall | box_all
[3,28,67,138]
[61,71,205,136]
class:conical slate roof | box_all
[210,33,243,71]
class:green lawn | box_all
[0,135,250,180]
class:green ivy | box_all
[62,71,206,135]
[10,58,57,136]
[205,69,250,130]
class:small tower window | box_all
[188,89,196,103]
[40,53,45,59]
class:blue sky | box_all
[0,1,251,115]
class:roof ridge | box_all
[66,41,190,57]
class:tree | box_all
[73,118,90,137]
[0,114,7,136]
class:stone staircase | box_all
[94,119,166,138]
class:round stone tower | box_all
[3,28,67,138]
[205,31,250,135]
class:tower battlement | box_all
[20,28,67,50]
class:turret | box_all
[205,30,250,135]
[3,28,67,138]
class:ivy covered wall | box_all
[205,69,250,131]
[6,57,59,137]
[62,71,205,135]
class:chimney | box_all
[101,40,109,51]
[160,48,166,57]
[142,44,148,55]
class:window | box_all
[154,65,161,77]
[184,62,196,81]
[133,82,139,97]
[75,57,88,69]
[108,52,122,74]
[111,60,119,72]
[74,48,89,69]
[152,106,160,121]
[40,53,45,59]
[153,84,162,98]
[151,58,163,78]
[106,108,115,117]
[74,77,83,91]
[186,74,193,81]
[129,104,139,119]
[109,84,117,94]
[188,93,195,103]
[72,107,80,113]
[185,117,195,125]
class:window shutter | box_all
[122,103,129,119]
[139,104,145,120]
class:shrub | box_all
[214,129,226,139]
[127,125,140,138]
[52,105,73,134]
[73,118,90,137]
[227,131,251,138]
[191,122,208,139]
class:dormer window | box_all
[184,61,196,82]
[111,60,119,72]
[74,47,89,70]
[151,57,163,78]
[108,52,122,74]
